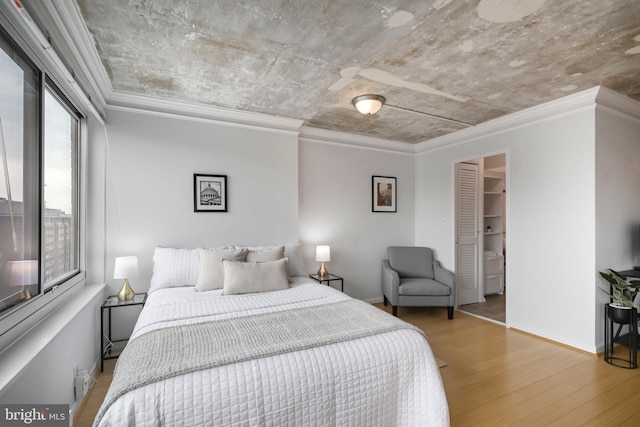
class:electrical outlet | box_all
[74,374,85,400]
[74,367,91,401]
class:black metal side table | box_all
[100,293,147,371]
[309,273,344,292]
[604,303,638,369]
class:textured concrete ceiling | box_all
[74,0,640,143]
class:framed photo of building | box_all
[194,174,227,212]
[372,176,396,212]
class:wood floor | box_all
[75,306,640,427]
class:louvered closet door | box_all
[455,162,481,305]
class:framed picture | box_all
[194,174,227,212]
[372,176,397,212]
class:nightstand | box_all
[100,293,147,371]
[309,273,344,292]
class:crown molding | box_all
[299,126,415,154]
[594,86,640,122]
[415,87,604,154]
[48,0,113,102]
[24,0,111,115]
[109,91,304,134]
[415,86,640,154]
[1,0,105,122]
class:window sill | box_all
[0,283,105,394]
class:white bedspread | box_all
[96,278,449,426]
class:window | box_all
[0,25,81,319]
[43,87,79,288]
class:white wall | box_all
[415,100,598,352]
[101,108,300,294]
[0,285,105,419]
[595,103,640,347]
[298,138,415,301]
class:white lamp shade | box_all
[114,256,138,279]
[8,260,38,286]
[315,245,331,262]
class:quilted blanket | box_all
[95,299,428,426]
[95,279,449,426]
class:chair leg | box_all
[392,306,398,317]
[447,306,454,319]
[383,295,388,306]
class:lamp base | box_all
[22,286,31,301]
[317,262,329,277]
[118,278,135,301]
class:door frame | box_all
[453,151,510,321]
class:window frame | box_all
[0,11,87,350]
[42,79,82,291]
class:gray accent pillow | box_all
[222,258,290,295]
[235,243,308,277]
[246,246,285,262]
[195,247,248,291]
[283,243,307,277]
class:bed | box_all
[94,245,449,426]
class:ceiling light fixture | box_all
[351,94,474,127]
[352,94,386,115]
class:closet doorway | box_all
[455,153,506,323]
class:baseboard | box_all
[510,327,598,358]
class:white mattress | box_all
[96,278,449,426]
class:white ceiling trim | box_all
[108,91,304,134]
[594,86,640,123]
[46,0,112,108]
[415,87,606,154]
[1,0,105,122]
[299,126,415,154]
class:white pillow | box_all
[222,258,289,295]
[149,247,200,294]
[195,247,248,292]
[246,245,285,262]
[284,243,308,277]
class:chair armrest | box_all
[382,260,400,305]
[433,260,455,288]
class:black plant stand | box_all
[604,303,638,369]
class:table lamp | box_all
[315,245,330,277]
[114,256,138,300]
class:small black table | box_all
[100,293,147,371]
[604,303,638,369]
[309,273,344,292]
[603,269,640,369]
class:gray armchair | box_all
[382,246,456,319]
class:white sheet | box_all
[96,278,449,426]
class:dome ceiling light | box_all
[351,93,475,127]
[351,94,386,116]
